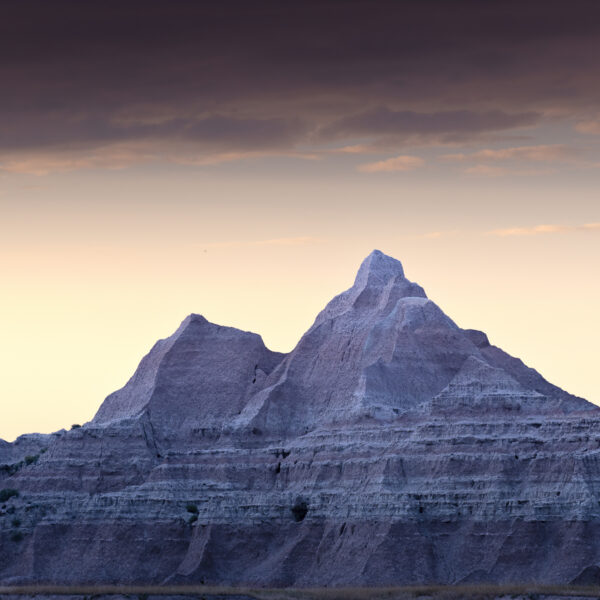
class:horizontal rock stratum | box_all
[1,250,600,586]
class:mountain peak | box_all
[2,249,596,588]
[354,249,405,288]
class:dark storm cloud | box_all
[1,0,600,159]
[178,115,307,149]
[0,113,307,152]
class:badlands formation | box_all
[1,250,600,586]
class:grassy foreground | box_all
[1,584,600,599]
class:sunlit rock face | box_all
[1,250,599,587]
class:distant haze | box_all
[1,1,599,440]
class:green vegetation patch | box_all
[10,531,23,542]
[0,488,19,502]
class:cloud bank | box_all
[2,1,600,172]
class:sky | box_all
[1,0,599,441]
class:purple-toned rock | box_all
[94,314,284,446]
[1,250,599,587]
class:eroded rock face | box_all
[0,250,598,586]
[94,314,284,440]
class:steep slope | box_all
[94,314,284,436]
[235,251,589,436]
[0,250,598,587]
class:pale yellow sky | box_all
[1,167,598,441]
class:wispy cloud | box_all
[575,121,600,135]
[0,145,319,176]
[323,108,539,140]
[173,150,319,166]
[487,222,600,236]
[0,144,154,175]
[441,144,579,163]
[463,164,553,177]
[329,144,379,154]
[357,155,424,173]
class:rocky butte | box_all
[1,250,600,586]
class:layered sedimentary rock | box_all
[1,250,599,586]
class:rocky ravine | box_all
[1,250,600,587]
